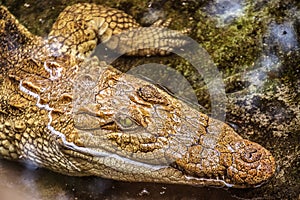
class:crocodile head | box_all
[35,57,275,188]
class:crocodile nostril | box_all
[241,146,261,163]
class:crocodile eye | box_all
[116,115,139,130]
[119,117,133,127]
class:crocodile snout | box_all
[225,139,276,187]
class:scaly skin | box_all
[0,3,275,188]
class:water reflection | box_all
[267,21,298,52]
[0,159,237,200]
[203,0,246,27]
[244,53,280,89]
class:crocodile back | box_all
[0,6,41,70]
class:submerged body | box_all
[0,3,275,188]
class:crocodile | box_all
[0,3,275,188]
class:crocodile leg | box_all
[48,3,188,58]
